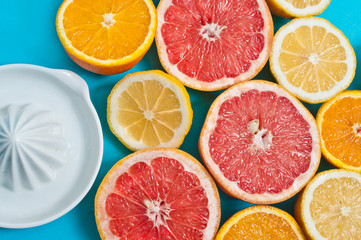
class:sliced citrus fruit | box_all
[265,0,331,18]
[95,148,221,240]
[56,0,157,75]
[216,206,306,239]
[107,70,192,151]
[199,80,320,204]
[295,169,361,240]
[316,91,361,172]
[156,0,273,91]
[270,17,356,104]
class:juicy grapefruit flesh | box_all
[209,89,312,194]
[105,157,210,239]
[161,0,265,82]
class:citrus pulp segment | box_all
[316,91,361,172]
[199,80,320,204]
[56,0,157,75]
[107,70,192,151]
[95,148,221,240]
[270,17,356,104]
[295,169,361,240]
[265,0,331,18]
[216,206,306,239]
[156,0,273,91]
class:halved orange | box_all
[316,91,361,172]
[216,205,306,239]
[56,0,157,75]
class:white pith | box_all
[308,53,319,65]
[353,123,361,138]
[271,17,356,103]
[95,149,220,240]
[199,81,320,204]
[248,119,273,150]
[101,13,116,28]
[108,72,191,150]
[156,0,273,91]
[275,0,331,17]
[143,110,154,120]
[200,23,227,42]
[301,170,361,240]
[144,199,170,227]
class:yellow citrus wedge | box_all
[270,17,356,104]
[216,205,306,239]
[265,0,331,18]
[107,70,192,151]
[316,91,361,172]
[56,0,157,75]
[295,169,361,240]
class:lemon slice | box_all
[270,17,356,104]
[265,0,331,18]
[107,70,192,151]
[295,169,361,240]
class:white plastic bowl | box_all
[0,64,103,228]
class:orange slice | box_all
[295,169,361,239]
[265,0,331,18]
[95,148,221,240]
[216,205,306,239]
[316,91,361,172]
[107,70,193,151]
[56,0,157,75]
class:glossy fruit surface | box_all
[156,0,273,91]
[199,80,320,204]
[95,148,221,240]
[56,0,157,74]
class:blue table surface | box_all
[1,0,360,239]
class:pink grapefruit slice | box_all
[199,80,321,204]
[95,148,220,240]
[156,0,273,91]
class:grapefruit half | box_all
[199,80,320,204]
[95,148,220,240]
[156,0,273,91]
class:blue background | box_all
[0,0,360,239]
